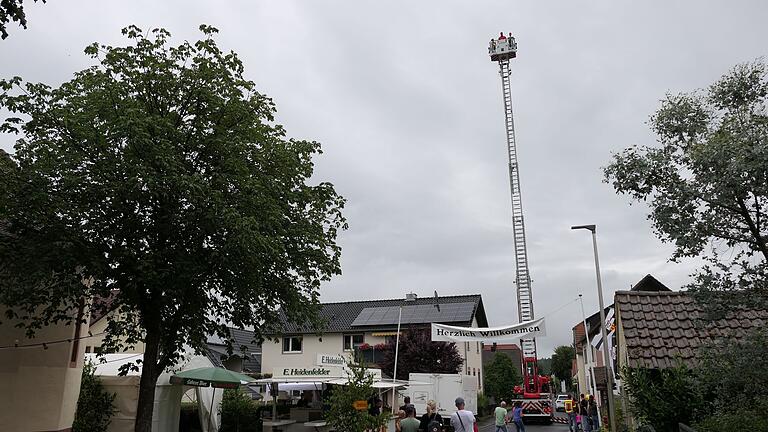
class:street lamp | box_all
[392,305,402,384]
[571,224,616,432]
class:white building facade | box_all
[261,294,487,393]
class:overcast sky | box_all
[1,1,766,356]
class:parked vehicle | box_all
[406,373,478,425]
[555,394,569,412]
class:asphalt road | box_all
[477,416,571,432]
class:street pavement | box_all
[477,415,571,432]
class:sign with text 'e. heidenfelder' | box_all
[316,353,346,367]
[273,366,346,379]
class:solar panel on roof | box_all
[350,302,476,327]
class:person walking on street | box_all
[450,397,476,432]
[494,401,508,432]
[565,395,577,432]
[400,406,421,432]
[400,396,414,413]
[511,401,525,432]
[588,395,600,430]
[579,394,591,432]
[420,400,443,432]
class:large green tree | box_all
[379,328,463,380]
[0,25,346,432]
[605,60,768,431]
[604,60,768,310]
[550,345,575,389]
[0,0,44,39]
[483,352,522,404]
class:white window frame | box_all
[282,336,303,353]
[343,334,364,351]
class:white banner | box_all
[431,318,546,342]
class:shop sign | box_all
[273,366,345,379]
[353,400,369,411]
[169,376,210,387]
[317,353,346,367]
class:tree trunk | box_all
[135,328,162,432]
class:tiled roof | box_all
[615,290,768,368]
[573,274,672,345]
[271,294,487,335]
[89,290,120,325]
[572,322,586,348]
[206,327,261,372]
[482,343,520,351]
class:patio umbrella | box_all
[170,367,255,431]
[171,367,255,388]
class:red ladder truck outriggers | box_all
[488,32,553,424]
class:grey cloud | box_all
[1,0,766,355]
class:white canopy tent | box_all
[86,352,223,432]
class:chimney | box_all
[405,293,417,302]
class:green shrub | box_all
[72,361,116,432]
[621,362,703,432]
[219,388,262,432]
[477,393,489,416]
[325,361,388,432]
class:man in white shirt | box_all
[450,397,476,432]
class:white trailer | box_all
[406,373,478,422]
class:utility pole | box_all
[572,224,616,432]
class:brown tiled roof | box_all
[572,322,586,348]
[615,290,768,368]
[89,290,120,325]
[482,343,520,351]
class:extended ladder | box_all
[497,57,537,362]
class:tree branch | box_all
[737,196,768,262]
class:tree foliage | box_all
[326,361,389,432]
[483,352,521,404]
[0,0,44,39]
[0,25,345,432]
[693,330,768,432]
[550,345,575,388]
[378,328,463,380]
[604,60,768,311]
[621,362,702,432]
[72,361,117,432]
[219,388,262,432]
[606,59,768,432]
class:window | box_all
[343,334,364,351]
[282,336,302,353]
[476,342,479,354]
[472,367,476,376]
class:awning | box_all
[371,331,401,337]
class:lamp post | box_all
[572,224,616,432]
[392,305,403,384]
[579,294,598,398]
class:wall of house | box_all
[262,333,376,374]
[615,306,635,430]
[262,326,484,393]
[575,347,587,395]
[458,318,484,392]
[0,312,87,432]
[87,310,145,354]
